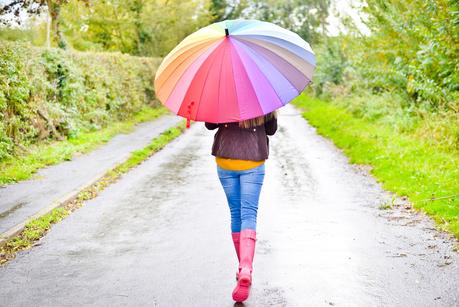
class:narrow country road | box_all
[0,105,458,306]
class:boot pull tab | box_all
[186,101,195,129]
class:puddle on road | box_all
[89,132,204,247]
[145,141,201,202]
[270,124,316,203]
[255,238,272,255]
[252,285,288,306]
[0,202,27,220]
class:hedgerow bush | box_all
[0,41,161,160]
[309,1,459,152]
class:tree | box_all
[62,0,213,57]
[209,0,248,22]
[208,0,331,44]
[0,0,89,49]
[240,0,331,44]
[357,0,459,109]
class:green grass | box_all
[292,94,459,239]
[2,208,69,255]
[0,122,186,264]
[0,106,169,185]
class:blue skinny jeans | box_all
[216,163,265,232]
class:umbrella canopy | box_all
[154,19,316,125]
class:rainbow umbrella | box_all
[154,19,316,127]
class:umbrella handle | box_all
[186,101,195,129]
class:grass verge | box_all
[0,122,186,265]
[0,106,169,185]
[292,94,459,240]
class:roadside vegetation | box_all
[0,42,162,162]
[0,106,168,185]
[293,95,459,239]
[299,0,458,239]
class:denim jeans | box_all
[217,163,265,232]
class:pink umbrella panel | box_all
[154,19,316,126]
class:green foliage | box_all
[210,0,236,21]
[2,207,69,254]
[0,42,40,160]
[0,25,47,46]
[1,1,212,56]
[61,0,212,57]
[0,41,161,161]
[1,0,329,55]
[310,1,459,158]
[316,0,459,112]
[228,0,330,44]
[209,0,250,22]
[310,36,349,97]
[293,94,459,239]
[360,0,459,110]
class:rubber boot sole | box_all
[232,271,251,302]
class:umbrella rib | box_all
[234,31,313,52]
[235,38,307,77]
[163,40,223,114]
[235,36,315,82]
[229,41,263,119]
[231,39,285,111]
[228,38,241,119]
[214,44,226,123]
[194,43,225,121]
[156,38,221,93]
[227,40,240,121]
[235,34,315,64]
[158,37,217,74]
[233,37,304,101]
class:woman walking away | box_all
[205,111,278,303]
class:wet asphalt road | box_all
[0,115,182,236]
[0,104,458,307]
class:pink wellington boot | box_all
[232,228,257,302]
[231,232,241,281]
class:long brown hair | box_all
[238,110,278,129]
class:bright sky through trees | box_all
[326,0,370,36]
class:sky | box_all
[326,0,371,36]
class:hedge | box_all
[0,41,162,161]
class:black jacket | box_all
[205,117,277,161]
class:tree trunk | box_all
[46,0,68,49]
[46,11,51,48]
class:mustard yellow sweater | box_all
[215,157,265,171]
